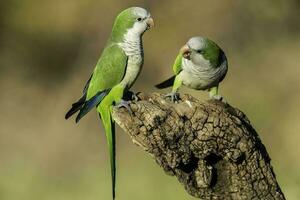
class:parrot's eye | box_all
[137,18,142,21]
[197,50,203,54]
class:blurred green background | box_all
[1,0,300,199]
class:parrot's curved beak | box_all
[146,17,154,30]
[180,44,191,60]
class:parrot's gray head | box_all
[188,37,206,52]
[111,7,154,42]
[121,7,154,35]
[180,36,224,67]
[131,7,154,34]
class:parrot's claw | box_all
[165,92,180,103]
[211,95,227,104]
[131,93,140,101]
[115,99,133,115]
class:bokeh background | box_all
[1,0,300,199]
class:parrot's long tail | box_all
[99,105,116,200]
[155,75,176,89]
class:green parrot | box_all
[65,7,154,199]
[155,36,228,101]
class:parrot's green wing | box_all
[155,52,183,89]
[65,43,128,122]
[87,43,128,100]
[172,53,183,75]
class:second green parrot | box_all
[65,7,154,199]
[156,36,228,101]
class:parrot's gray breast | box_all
[179,55,227,90]
[118,30,144,90]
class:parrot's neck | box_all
[182,57,227,81]
[118,28,143,56]
[118,27,144,90]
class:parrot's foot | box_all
[211,95,227,104]
[165,92,180,103]
[115,99,133,115]
[131,92,140,101]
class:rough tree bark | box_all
[112,93,285,200]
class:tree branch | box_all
[112,93,285,200]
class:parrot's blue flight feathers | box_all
[65,95,86,120]
[75,89,111,123]
[65,74,94,120]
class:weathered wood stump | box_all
[112,93,285,200]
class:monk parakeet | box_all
[155,36,228,101]
[65,7,154,199]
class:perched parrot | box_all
[65,7,154,199]
[155,36,228,101]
